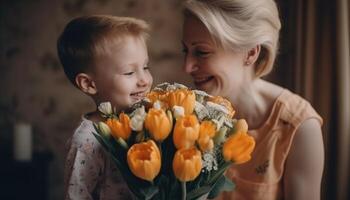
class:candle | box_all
[13,122,32,161]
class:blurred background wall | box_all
[0,1,190,199]
[0,0,349,200]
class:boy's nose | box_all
[183,55,198,74]
[137,72,150,87]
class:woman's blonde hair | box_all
[184,0,281,77]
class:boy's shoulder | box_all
[67,117,103,152]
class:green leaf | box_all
[92,132,109,152]
[207,175,235,199]
[186,186,211,200]
[167,180,180,199]
[92,131,158,200]
[207,161,231,185]
[109,156,158,200]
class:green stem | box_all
[181,181,187,200]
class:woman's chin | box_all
[194,78,216,94]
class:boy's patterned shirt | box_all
[64,118,132,200]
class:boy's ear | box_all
[244,45,261,66]
[75,73,97,95]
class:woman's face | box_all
[182,15,252,97]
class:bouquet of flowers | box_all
[93,82,255,200]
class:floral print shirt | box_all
[64,118,132,200]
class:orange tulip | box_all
[127,140,161,181]
[173,115,200,149]
[208,96,235,118]
[197,121,216,152]
[223,132,255,164]
[144,108,172,141]
[235,119,248,134]
[168,89,195,115]
[106,113,132,140]
[173,147,202,182]
[147,90,168,105]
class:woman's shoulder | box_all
[259,80,322,127]
[274,88,323,127]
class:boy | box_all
[57,15,153,199]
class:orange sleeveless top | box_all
[215,89,323,200]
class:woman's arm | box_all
[284,118,324,200]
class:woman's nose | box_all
[183,55,198,74]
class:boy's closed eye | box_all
[123,65,150,76]
[123,71,134,76]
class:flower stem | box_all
[181,181,187,200]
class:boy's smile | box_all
[130,90,148,102]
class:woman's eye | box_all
[144,66,150,70]
[195,50,210,57]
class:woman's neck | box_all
[227,79,282,130]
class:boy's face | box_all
[92,36,153,111]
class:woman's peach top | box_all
[216,89,323,200]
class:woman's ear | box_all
[75,73,97,95]
[244,45,261,66]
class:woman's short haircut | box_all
[184,0,281,77]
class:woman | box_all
[181,0,324,199]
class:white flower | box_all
[194,101,209,120]
[173,83,188,89]
[154,82,170,91]
[166,84,177,91]
[206,101,231,120]
[193,90,211,97]
[130,106,146,131]
[202,152,218,172]
[98,102,113,115]
[172,105,185,119]
[211,115,226,131]
[213,126,228,145]
[153,100,165,110]
[206,101,229,114]
[224,118,234,128]
[97,122,111,138]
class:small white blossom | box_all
[202,152,218,172]
[97,122,111,138]
[98,102,113,115]
[194,101,209,120]
[173,83,188,89]
[155,82,170,91]
[193,90,211,97]
[143,97,152,103]
[166,84,177,91]
[130,106,146,131]
[211,115,226,130]
[153,100,164,110]
[205,102,231,120]
[213,126,228,145]
[172,105,185,119]
[206,102,229,114]
[224,118,234,128]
